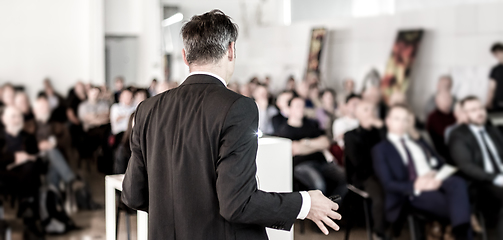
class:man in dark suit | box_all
[121,10,341,240]
[373,104,472,240]
[344,101,387,237]
[449,96,503,239]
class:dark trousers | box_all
[363,176,387,235]
[294,161,348,197]
[480,184,503,240]
[410,176,472,239]
[0,162,41,198]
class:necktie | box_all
[400,138,418,181]
[479,130,501,174]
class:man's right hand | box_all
[306,190,342,235]
[414,172,441,192]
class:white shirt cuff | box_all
[297,191,311,219]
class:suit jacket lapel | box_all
[462,125,485,165]
[486,125,503,164]
[384,140,409,179]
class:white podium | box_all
[105,136,293,240]
[256,137,294,240]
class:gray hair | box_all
[181,9,238,65]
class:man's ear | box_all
[227,42,235,61]
[182,49,189,66]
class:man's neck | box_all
[5,128,20,137]
[360,122,372,130]
[288,117,303,128]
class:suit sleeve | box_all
[216,97,302,231]
[448,130,497,183]
[121,104,149,212]
[372,145,414,196]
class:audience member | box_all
[285,75,296,91]
[133,88,148,106]
[252,84,277,135]
[316,89,337,140]
[344,101,386,237]
[308,85,321,109]
[0,106,44,236]
[227,82,239,93]
[305,72,320,86]
[337,78,355,109]
[424,75,455,119]
[448,96,503,239]
[77,86,112,170]
[0,106,41,196]
[1,83,15,107]
[248,77,260,94]
[33,97,76,189]
[238,83,251,97]
[427,91,456,160]
[333,94,361,148]
[66,82,87,157]
[373,104,472,240]
[168,81,179,90]
[487,43,503,112]
[114,113,135,174]
[148,79,158,97]
[99,85,114,103]
[271,90,294,134]
[78,86,110,132]
[113,76,125,103]
[444,102,467,144]
[14,91,36,135]
[276,96,347,197]
[110,87,136,144]
[156,81,170,94]
[362,85,387,120]
[41,79,67,122]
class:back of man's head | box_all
[181,10,238,65]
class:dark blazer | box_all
[344,127,384,188]
[372,137,443,222]
[122,74,303,240]
[448,124,503,184]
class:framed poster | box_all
[381,29,424,102]
[307,28,327,76]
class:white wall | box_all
[0,0,104,100]
[232,1,503,119]
[105,0,163,86]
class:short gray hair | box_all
[181,9,238,65]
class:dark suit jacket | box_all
[372,138,443,222]
[344,126,385,188]
[122,74,303,240]
[448,124,503,184]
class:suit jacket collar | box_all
[181,72,227,87]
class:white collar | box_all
[387,132,409,142]
[469,124,484,131]
[184,71,228,87]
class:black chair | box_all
[395,203,487,240]
[343,184,373,240]
[343,154,373,240]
